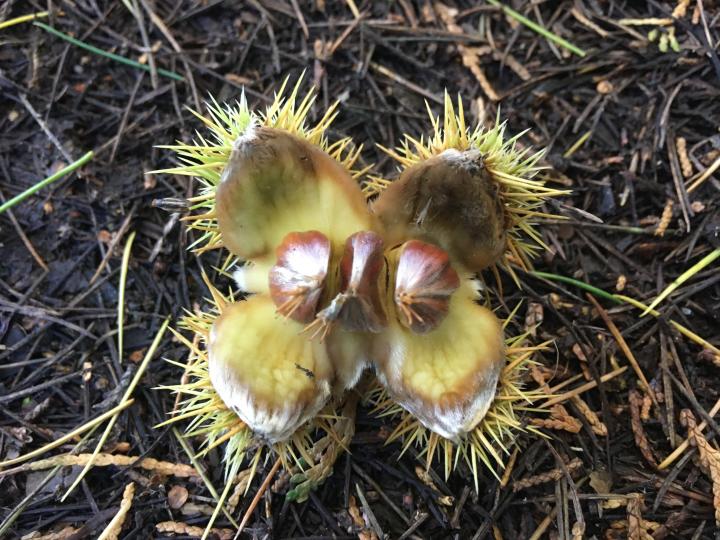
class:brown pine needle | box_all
[0,399,134,469]
[586,294,657,405]
[237,457,282,535]
[542,366,628,409]
[62,318,170,500]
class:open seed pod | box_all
[158,279,360,519]
[368,93,569,275]
[373,243,505,441]
[208,295,333,442]
[373,149,506,272]
[370,330,550,489]
[215,126,374,262]
[152,77,373,260]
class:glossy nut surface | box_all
[394,239,459,334]
[269,230,330,323]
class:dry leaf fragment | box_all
[681,409,720,527]
[629,390,658,468]
[228,468,255,512]
[615,275,627,292]
[167,484,189,509]
[129,348,146,363]
[597,80,614,94]
[348,494,365,528]
[20,526,80,540]
[348,495,380,539]
[525,302,544,336]
[627,495,654,540]
[572,343,588,363]
[180,502,215,516]
[589,469,612,494]
[415,465,454,505]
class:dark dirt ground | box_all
[1,1,720,539]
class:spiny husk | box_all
[157,279,354,492]
[368,331,550,492]
[151,76,368,255]
[367,93,569,274]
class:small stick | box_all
[0,189,48,270]
[236,457,282,536]
[586,294,657,406]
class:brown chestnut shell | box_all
[394,239,460,334]
[268,230,330,324]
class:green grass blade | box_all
[0,151,94,215]
[642,247,720,315]
[34,22,184,81]
[486,0,587,58]
[531,271,622,304]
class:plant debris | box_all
[1,1,719,538]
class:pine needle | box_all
[0,399,134,469]
[0,151,94,215]
[117,231,136,363]
[642,248,720,315]
[531,271,622,304]
[34,22,183,80]
[486,0,587,57]
[0,11,49,30]
[61,318,170,500]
